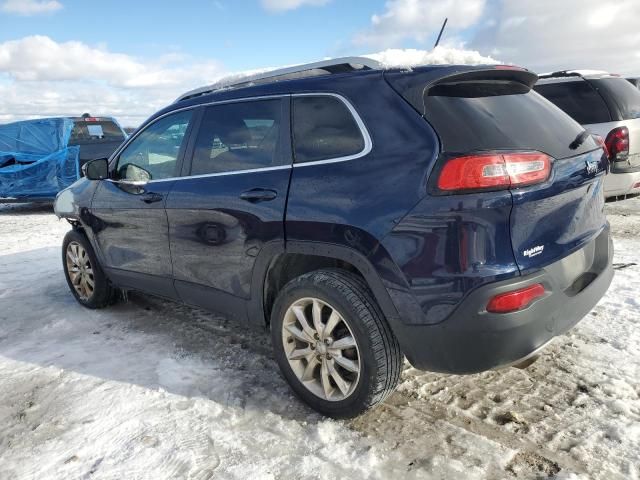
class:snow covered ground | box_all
[0,198,638,480]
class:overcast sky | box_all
[1,0,639,126]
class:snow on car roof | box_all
[176,47,502,102]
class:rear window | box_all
[534,80,611,124]
[70,120,125,144]
[421,80,597,159]
[292,96,365,163]
[589,77,640,121]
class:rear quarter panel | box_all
[285,73,440,292]
[381,191,518,325]
[510,149,608,274]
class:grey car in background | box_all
[535,71,640,198]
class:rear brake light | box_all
[84,117,99,122]
[605,127,629,162]
[437,152,552,192]
[487,283,546,313]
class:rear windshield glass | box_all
[70,120,125,144]
[422,81,596,159]
[589,78,640,121]
[533,80,611,124]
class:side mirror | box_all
[82,158,109,180]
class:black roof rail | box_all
[538,70,612,80]
[537,70,583,79]
[175,57,383,103]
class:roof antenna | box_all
[434,17,448,48]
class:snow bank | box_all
[1,198,639,479]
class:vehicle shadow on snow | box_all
[0,246,323,424]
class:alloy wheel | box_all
[281,297,361,401]
[65,241,95,301]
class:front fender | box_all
[54,178,105,263]
[53,177,99,221]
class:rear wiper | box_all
[569,131,590,150]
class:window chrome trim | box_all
[110,92,372,184]
[147,164,291,183]
[105,178,148,187]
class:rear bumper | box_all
[604,170,640,197]
[392,226,614,373]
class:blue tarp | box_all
[0,117,80,199]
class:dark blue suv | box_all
[54,58,614,418]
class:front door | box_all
[90,109,195,298]
[165,97,291,322]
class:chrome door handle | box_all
[239,189,277,202]
[141,192,163,204]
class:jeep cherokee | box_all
[54,58,614,418]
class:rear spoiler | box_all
[384,65,538,115]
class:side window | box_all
[293,96,365,163]
[116,110,192,181]
[190,99,283,176]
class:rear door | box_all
[388,68,608,273]
[165,97,291,321]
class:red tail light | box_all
[486,283,546,313]
[605,127,629,162]
[437,152,552,192]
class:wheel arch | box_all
[249,240,401,330]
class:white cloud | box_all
[354,0,486,46]
[261,0,330,12]
[0,34,499,128]
[0,0,62,15]
[470,0,640,75]
[0,36,227,126]
[0,36,223,88]
[0,80,159,127]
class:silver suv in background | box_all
[535,71,640,198]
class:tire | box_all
[270,269,402,418]
[62,229,115,309]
